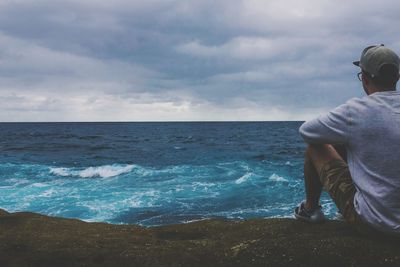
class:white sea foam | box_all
[285,161,294,166]
[192,182,216,187]
[38,189,57,197]
[235,173,252,184]
[31,182,48,188]
[49,164,135,178]
[268,173,288,182]
[4,178,30,186]
[79,165,134,178]
[49,167,70,176]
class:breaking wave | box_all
[268,173,288,182]
[50,164,135,178]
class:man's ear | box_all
[363,74,370,85]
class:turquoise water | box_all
[0,122,337,226]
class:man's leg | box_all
[303,144,343,211]
[302,145,380,235]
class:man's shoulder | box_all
[338,97,371,113]
[327,98,360,115]
[325,97,373,123]
[335,91,400,112]
[344,96,367,106]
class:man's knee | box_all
[305,144,333,160]
[305,144,343,172]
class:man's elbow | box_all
[299,122,313,143]
[299,122,323,144]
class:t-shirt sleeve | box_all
[299,103,350,144]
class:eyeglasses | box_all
[357,72,362,81]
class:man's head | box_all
[353,44,400,95]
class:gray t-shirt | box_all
[300,91,400,234]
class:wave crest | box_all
[50,164,134,178]
[268,173,288,182]
[235,173,255,184]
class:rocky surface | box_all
[0,209,399,266]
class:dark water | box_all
[0,122,337,226]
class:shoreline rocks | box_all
[0,209,398,266]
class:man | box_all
[294,44,400,236]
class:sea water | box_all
[0,122,337,226]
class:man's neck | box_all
[367,87,396,95]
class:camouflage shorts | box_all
[318,159,378,235]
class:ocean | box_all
[0,122,337,226]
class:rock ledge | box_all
[0,209,398,266]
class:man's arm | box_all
[299,103,350,145]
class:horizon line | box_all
[0,120,305,123]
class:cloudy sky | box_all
[0,0,399,121]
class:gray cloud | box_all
[0,0,400,121]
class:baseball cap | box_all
[353,44,400,78]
